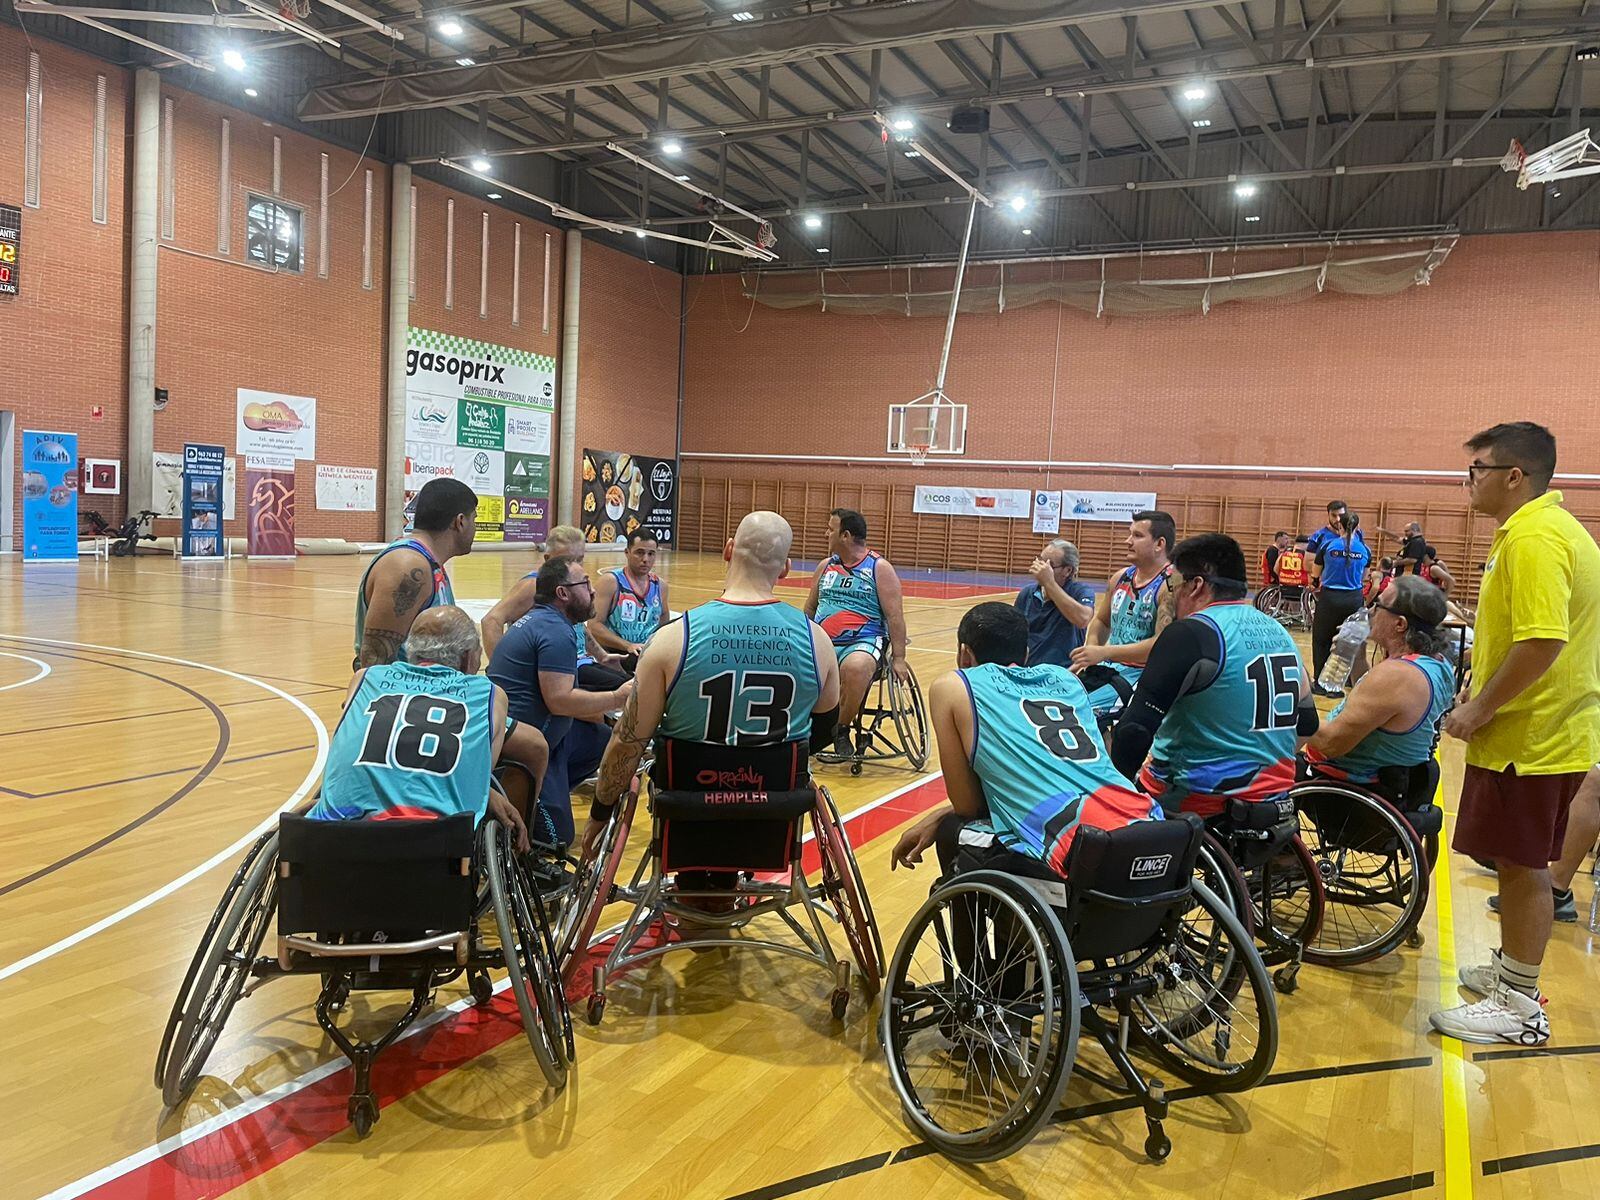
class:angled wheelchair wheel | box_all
[554,786,637,980]
[1294,783,1430,966]
[1196,835,1255,938]
[1250,835,1325,968]
[1253,585,1284,620]
[813,786,884,996]
[484,820,569,1089]
[886,667,930,770]
[158,831,279,1108]
[1131,880,1278,1094]
[881,871,1079,1163]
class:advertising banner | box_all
[581,449,677,546]
[21,430,78,561]
[236,389,316,461]
[912,485,1033,520]
[154,452,236,520]
[315,464,377,512]
[1060,490,1159,523]
[1032,490,1062,535]
[246,454,297,558]
[181,443,226,559]
[403,327,555,544]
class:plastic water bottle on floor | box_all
[1318,608,1371,693]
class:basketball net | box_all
[280,0,312,19]
[907,444,930,467]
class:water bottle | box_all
[1318,607,1371,692]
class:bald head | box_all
[406,606,482,672]
[730,511,794,581]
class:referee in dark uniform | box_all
[1311,510,1372,695]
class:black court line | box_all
[1482,1141,1600,1176]
[0,648,229,897]
[722,1055,1434,1200]
[2,744,315,800]
[1472,1041,1600,1063]
[0,689,340,742]
[1301,1172,1435,1200]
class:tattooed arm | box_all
[356,549,432,669]
[580,621,679,855]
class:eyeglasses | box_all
[1466,462,1516,481]
[561,578,594,593]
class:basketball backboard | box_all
[888,393,967,460]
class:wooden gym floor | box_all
[0,549,1596,1200]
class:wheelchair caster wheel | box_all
[1406,930,1425,950]
[1273,966,1299,995]
[849,761,862,777]
[348,1096,378,1138]
[1145,1132,1171,1161]
[469,970,494,1007]
[586,994,606,1026]
[830,988,850,1021]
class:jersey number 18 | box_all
[356,693,468,774]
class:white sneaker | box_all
[1458,962,1497,998]
[1429,984,1550,1046]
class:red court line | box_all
[75,776,949,1200]
[774,576,1010,600]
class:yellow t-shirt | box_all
[1467,491,1600,775]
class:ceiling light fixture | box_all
[487,191,502,199]
[1021,227,1033,235]
[1244,215,1261,222]
[1235,182,1258,199]
[731,10,755,19]
[662,139,683,156]
[817,247,830,253]
[222,48,247,72]
[803,214,822,229]
[1182,84,1210,102]
[904,150,922,158]
[1192,119,1212,128]
[244,87,259,98]
[674,173,690,181]
[455,57,476,66]
[636,230,647,238]
[437,18,464,38]
[470,157,491,172]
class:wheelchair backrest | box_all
[1057,814,1204,962]
[277,812,477,936]
[651,737,809,792]
[1375,759,1440,813]
[1214,796,1298,869]
[652,788,816,873]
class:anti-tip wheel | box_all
[830,988,850,1020]
[469,970,494,1006]
[1274,966,1299,995]
[850,761,863,777]
[1145,1132,1172,1162]
[586,995,606,1026]
[1406,930,1426,950]
[349,1097,378,1139]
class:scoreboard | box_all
[0,203,19,296]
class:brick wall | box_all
[1,35,128,538]
[682,232,1600,500]
[573,239,682,517]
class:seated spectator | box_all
[1015,539,1096,666]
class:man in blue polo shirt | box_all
[1014,539,1096,666]
[1305,499,1351,560]
[487,555,633,846]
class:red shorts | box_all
[1452,764,1585,869]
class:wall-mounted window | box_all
[246,194,303,272]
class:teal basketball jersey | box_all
[1309,653,1454,784]
[606,568,665,645]
[660,599,820,746]
[815,552,886,645]
[1142,603,1302,816]
[1108,564,1171,655]
[353,540,456,660]
[960,663,1158,871]
[312,663,495,822]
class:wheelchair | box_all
[1193,795,1325,994]
[555,745,884,1025]
[818,646,929,776]
[880,814,1278,1162]
[154,807,572,1137]
[1253,584,1314,631]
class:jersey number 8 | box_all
[356,693,468,774]
[1020,698,1100,762]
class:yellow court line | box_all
[1432,773,1475,1200]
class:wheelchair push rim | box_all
[555,786,637,981]
[887,667,930,771]
[1294,784,1431,965]
[1248,834,1326,965]
[1130,880,1279,1094]
[813,786,884,995]
[881,871,1079,1161]
[484,820,570,1089]
[158,831,280,1109]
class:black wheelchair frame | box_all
[880,814,1279,1163]
[154,812,571,1137]
[820,650,929,777]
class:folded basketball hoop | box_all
[1502,128,1600,189]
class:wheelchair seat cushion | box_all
[1224,794,1297,832]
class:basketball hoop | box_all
[907,444,931,467]
[279,0,312,18]
[1507,128,1600,190]
[1500,138,1529,187]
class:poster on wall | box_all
[21,430,78,561]
[0,203,20,297]
[403,326,555,544]
[912,485,1033,520]
[154,452,237,520]
[246,454,297,558]
[581,449,677,546]
[181,443,225,559]
[236,389,316,461]
[1032,490,1062,535]
[1060,490,1158,523]
[315,464,377,512]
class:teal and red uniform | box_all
[353,539,456,665]
[1084,564,1172,712]
[605,568,665,646]
[814,550,887,660]
[1304,653,1454,785]
[958,662,1159,873]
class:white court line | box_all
[0,651,52,692]
[37,770,945,1200]
[0,635,330,985]
[37,975,514,1200]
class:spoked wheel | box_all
[1196,835,1255,938]
[1253,585,1284,621]
[484,820,569,1089]
[813,786,884,997]
[1294,784,1430,966]
[157,831,279,1108]
[886,667,930,770]
[1248,835,1325,968]
[554,786,637,980]
[1130,881,1279,1094]
[881,871,1079,1163]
